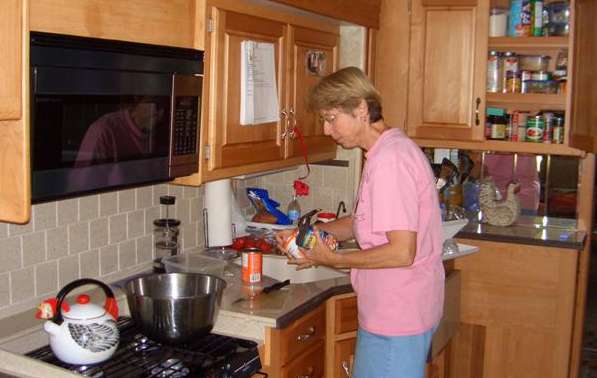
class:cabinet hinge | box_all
[204,145,211,160]
[207,18,214,33]
[407,0,412,15]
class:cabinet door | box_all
[30,0,200,49]
[286,25,338,160]
[568,0,597,153]
[208,9,287,170]
[333,337,356,378]
[407,0,488,141]
[0,0,22,120]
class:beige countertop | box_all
[0,243,479,377]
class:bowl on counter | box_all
[162,252,227,277]
[125,273,227,345]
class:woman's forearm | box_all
[316,216,354,242]
[324,230,417,269]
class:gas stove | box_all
[26,317,262,378]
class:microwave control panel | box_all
[173,96,198,156]
[169,74,202,177]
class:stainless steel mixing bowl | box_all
[125,273,226,344]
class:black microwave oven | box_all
[30,32,203,202]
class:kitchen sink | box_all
[236,254,347,284]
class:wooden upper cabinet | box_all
[200,3,339,182]
[30,0,203,49]
[0,0,23,120]
[569,0,597,153]
[286,25,338,160]
[0,0,30,224]
[407,0,488,141]
[207,9,287,170]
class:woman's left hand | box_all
[302,226,338,267]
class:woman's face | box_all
[320,108,363,149]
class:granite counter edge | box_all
[456,231,585,250]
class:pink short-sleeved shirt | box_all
[351,128,444,336]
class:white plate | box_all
[442,219,468,243]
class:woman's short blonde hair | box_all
[308,66,383,122]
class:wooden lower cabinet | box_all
[264,303,326,377]
[326,293,358,378]
[281,341,325,378]
[264,272,461,378]
[451,239,578,378]
[333,337,356,378]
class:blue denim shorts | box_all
[351,327,434,378]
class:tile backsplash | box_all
[238,164,356,220]
[0,162,358,318]
[0,183,205,318]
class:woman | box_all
[277,67,444,378]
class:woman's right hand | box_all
[274,228,296,250]
[275,228,316,270]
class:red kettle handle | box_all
[52,278,119,325]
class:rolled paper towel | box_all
[204,179,233,247]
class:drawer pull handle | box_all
[296,326,316,341]
[297,366,314,378]
[342,360,351,377]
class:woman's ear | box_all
[356,99,369,121]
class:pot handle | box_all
[52,278,119,325]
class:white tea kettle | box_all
[37,278,120,365]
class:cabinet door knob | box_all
[475,97,481,126]
[296,326,316,341]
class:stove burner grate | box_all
[26,317,261,378]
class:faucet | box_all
[335,201,347,219]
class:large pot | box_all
[125,273,226,344]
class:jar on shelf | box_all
[544,1,570,36]
[489,8,508,37]
[488,115,508,140]
[505,71,522,93]
[487,50,502,93]
[501,52,519,93]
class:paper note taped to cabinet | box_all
[240,40,280,125]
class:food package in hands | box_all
[280,227,338,259]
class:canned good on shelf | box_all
[526,115,545,143]
[531,71,552,81]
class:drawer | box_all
[281,341,325,378]
[280,304,326,363]
[334,295,357,335]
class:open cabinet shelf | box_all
[486,93,567,110]
[489,36,569,49]
[413,138,584,156]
